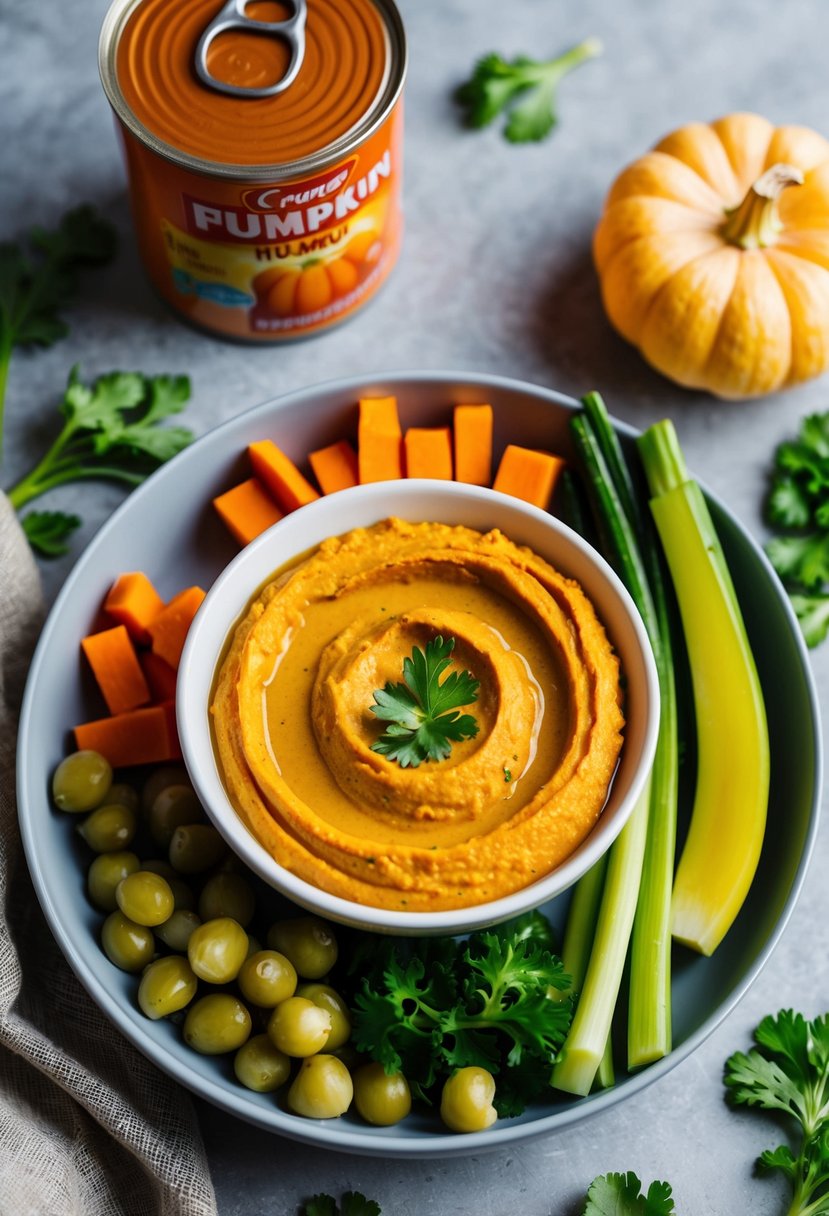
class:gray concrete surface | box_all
[2,0,827,1211]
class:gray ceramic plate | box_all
[17,372,822,1157]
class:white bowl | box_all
[177,478,659,935]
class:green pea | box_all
[187,917,248,983]
[101,910,155,972]
[183,994,252,1055]
[52,750,112,813]
[238,950,297,1008]
[266,917,338,979]
[168,824,227,875]
[138,955,198,1020]
[140,764,191,814]
[295,983,351,1051]
[233,1034,291,1093]
[116,871,175,927]
[155,908,202,953]
[87,851,140,912]
[107,782,140,813]
[198,872,255,927]
[149,784,203,847]
[77,803,138,853]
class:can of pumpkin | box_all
[99,0,405,341]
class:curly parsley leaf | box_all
[765,410,829,645]
[583,1172,676,1216]
[0,206,117,457]
[370,635,479,767]
[456,38,601,143]
[5,365,193,557]
[725,1010,829,1215]
[20,509,81,557]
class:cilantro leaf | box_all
[767,476,812,529]
[790,593,829,648]
[20,510,81,557]
[456,39,601,143]
[766,533,829,590]
[583,1172,676,1216]
[370,635,479,767]
[0,206,117,458]
[302,1196,381,1216]
[725,1010,829,1215]
[5,365,193,557]
[303,1198,337,1216]
[764,409,829,646]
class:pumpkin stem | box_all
[721,163,804,250]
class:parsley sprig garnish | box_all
[370,635,480,768]
[725,1009,829,1214]
[765,410,829,647]
[5,365,193,556]
[456,38,602,143]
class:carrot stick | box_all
[74,704,178,768]
[404,427,453,479]
[213,477,283,546]
[81,625,151,716]
[358,396,404,483]
[140,650,178,703]
[248,440,320,512]
[493,445,566,509]
[309,440,359,495]
[454,404,493,486]
[103,572,164,645]
[148,586,206,670]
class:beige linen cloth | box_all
[0,494,218,1216]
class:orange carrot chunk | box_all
[103,572,164,645]
[140,650,179,703]
[159,700,183,761]
[148,586,206,670]
[309,440,359,495]
[454,403,494,487]
[358,396,404,483]
[248,440,320,512]
[81,625,151,716]
[404,427,454,480]
[492,445,566,509]
[74,705,178,768]
[213,477,283,546]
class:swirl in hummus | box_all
[211,519,625,911]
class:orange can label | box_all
[100,0,406,341]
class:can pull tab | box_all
[195,0,307,100]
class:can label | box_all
[127,113,401,339]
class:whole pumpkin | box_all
[594,112,829,399]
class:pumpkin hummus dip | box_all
[211,518,625,911]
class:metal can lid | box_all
[101,0,405,178]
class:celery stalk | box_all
[638,420,769,956]
[556,852,616,1089]
[551,778,651,1096]
[574,394,679,1068]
